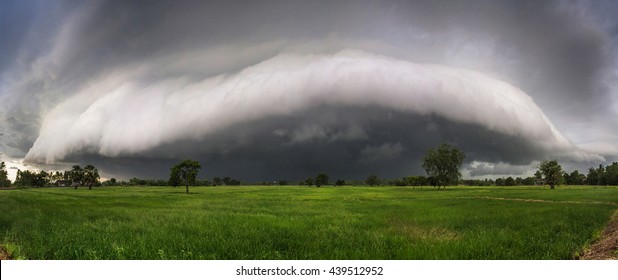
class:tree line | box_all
[1,147,617,190]
[0,163,100,189]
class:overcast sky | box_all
[1,0,618,181]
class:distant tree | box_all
[365,175,380,186]
[170,159,201,193]
[36,170,49,187]
[14,169,47,187]
[404,176,428,189]
[315,173,329,187]
[495,177,505,186]
[504,176,516,186]
[539,160,563,189]
[50,171,63,186]
[602,162,618,186]
[586,167,598,185]
[69,165,84,189]
[222,177,232,185]
[0,162,10,187]
[335,179,345,186]
[278,180,288,186]
[565,170,586,185]
[109,178,117,185]
[421,143,465,190]
[304,177,314,187]
[83,165,100,190]
[522,177,535,185]
[596,164,607,185]
[212,177,222,186]
[515,177,523,185]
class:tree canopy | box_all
[366,174,379,186]
[0,162,10,187]
[539,160,563,189]
[170,159,201,193]
[83,164,100,190]
[421,143,465,190]
[315,173,329,187]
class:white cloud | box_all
[24,50,601,163]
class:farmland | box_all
[0,185,617,259]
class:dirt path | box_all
[580,210,618,260]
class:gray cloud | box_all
[466,161,535,177]
[2,0,618,180]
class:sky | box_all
[1,0,618,181]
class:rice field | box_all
[0,185,616,259]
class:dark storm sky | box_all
[1,0,618,181]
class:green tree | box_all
[36,170,49,187]
[334,179,345,186]
[539,160,563,189]
[304,177,314,187]
[0,162,10,187]
[365,174,379,186]
[83,165,100,190]
[421,143,465,190]
[170,159,201,193]
[70,165,84,189]
[586,167,598,185]
[505,176,516,186]
[14,169,47,187]
[315,173,329,187]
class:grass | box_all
[0,185,616,259]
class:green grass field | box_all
[0,185,617,260]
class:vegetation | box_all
[0,186,616,260]
[315,173,329,187]
[84,165,100,190]
[421,143,465,189]
[169,159,202,193]
[0,162,9,187]
[366,175,379,186]
[539,160,563,189]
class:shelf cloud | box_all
[2,0,618,180]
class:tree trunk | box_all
[186,184,189,193]
[89,184,92,190]
[550,184,555,189]
[74,184,77,190]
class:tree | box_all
[35,170,49,187]
[315,173,329,187]
[212,177,222,186]
[83,165,100,190]
[69,165,84,189]
[335,179,345,186]
[504,176,516,186]
[538,160,563,189]
[304,177,314,187]
[0,162,10,187]
[13,169,47,188]
[421,143,465,190]
[586,167,598,185]
[565,170,585,185]
[365,174,379,186]
[170,159,201,193]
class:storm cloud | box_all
[2,0,618,180]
